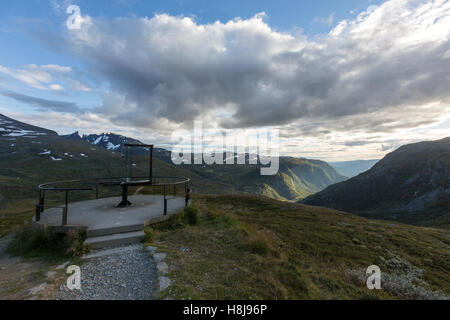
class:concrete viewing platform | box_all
[35,195,185,230]
[33,195,187,248]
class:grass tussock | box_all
[145,205,201,243]
[6,224,89,259]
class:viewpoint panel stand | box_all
[117,143,154,208]
[35,143,190,227]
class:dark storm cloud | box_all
[0,89,81,113]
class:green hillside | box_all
[146,194,450,299]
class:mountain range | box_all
[302,137,450,228]
[2,112,448,229]
[59,130,347,201]
[0,113,345,208]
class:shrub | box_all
[248,239,269,256]
[184,206,200,226]
[64,229,89,256]
[144,225,156,243]
[153,210,186,231]
[348,268,449,300]
[205,210,219,221]
[6,224,88,259]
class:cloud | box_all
[49,84,64,91]
[0,64,52,89]
[0,89,80,113]
[51,0,449,137]
[313,12,335,27]
[0,63,94,92]
[41,64,72,73]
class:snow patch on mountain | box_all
[94,136,103,145]
[106,142,120,150]
[0,114,51,137]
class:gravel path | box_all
[59,244,157,300]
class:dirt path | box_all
[0,235,66,300]
[0,235,158,300]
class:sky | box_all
[0,0,449,161]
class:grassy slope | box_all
[148,194,450,300]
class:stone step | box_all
[86,224,144,238]
[85,230,146,249]
[82,244,141,259]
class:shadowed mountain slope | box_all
[302,138,450,228]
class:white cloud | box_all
[49,84,64,91]
[55,0,449,138]
[0,63,92,92]
[6,0,446,160]
[41,64,72,73]
[0,64,52,89]
[313,12,335,27]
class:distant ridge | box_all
[302,137,450,228]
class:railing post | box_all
[164,198,167,215]
[35,204,41,222]
[62,207,68,226]
[185,182,190,208]
[149,145,153,185]
[96,178,99,199]
[62,190,69,226]
[39,189,45,213]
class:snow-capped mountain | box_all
[62,132,138,151]
[62,131,172,162]
[83,133,125,151]
[0,113,56,138]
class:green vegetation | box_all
[0,200,35,238]
[145,194,449,300]
[6,224,89,259]
[184,206,200,226]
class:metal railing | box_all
[36,176,190,226]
